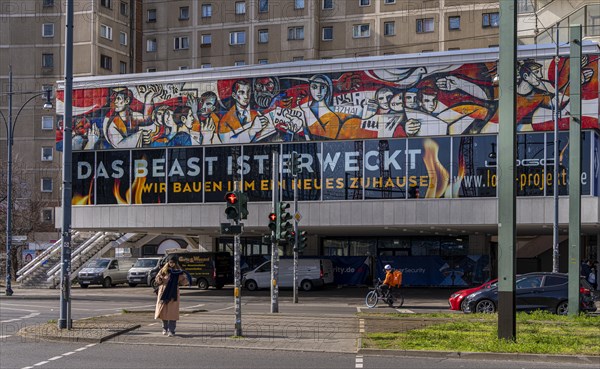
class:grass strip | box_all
[362,311,600,355]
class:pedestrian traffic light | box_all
[238,192,249,220]
[295,230,308,252]
[291,151,302,177]
[278,202,293,241]
[285,230,296,246]
[225,191,239,220]
[268,212,277,232]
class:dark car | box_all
[463,272,597,315]
[149,251,233,290]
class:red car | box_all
[449,279,498,311]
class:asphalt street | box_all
[1,285,599,369]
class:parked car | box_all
[127,257,161,287]
[242,258,334,291]
[149,251,233,290]
[463,272,597,315]
[78,258,132,288]
[448,279,497,311]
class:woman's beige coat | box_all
[154,272,189,321]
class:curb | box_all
[357,348,600,365]
[18,324,141,344]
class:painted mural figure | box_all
[102,87,155,148]
[193,91,219,144]
[217,80,269,143]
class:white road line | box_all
[20,366,34,369]
[0,335,12,339]
[355,355,364,368]
[62,352,75,356]
[0,312,40,323]
[47,356,62,361]
[33,361,49,366]
[396,308,414,313]
[74,347,87,352]
[359,319,365,333]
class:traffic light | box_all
[238,192,249,220]
[278,202,293,241]
[290,151,302,177]
[285,230,296,245]
[268,212,277,232]
[224,191,239,220]
[296,230,308,252]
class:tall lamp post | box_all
[0,65,53,296]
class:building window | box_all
[517,0,534,13]
[100,54,112,70]
[293,56,304,62]
[146,38,157,52]
[416,18,434,33]
[259,0,268,12]
[229,31,246,45]
[179,66,188,70]
[119,61,127,74]
[295,0,305,9]
[482,12,499,28]
[384,0,395,3]
[41,178,53,192]
[359,0,370,6]
[323,0,333,9]
[174,36,189,50]
[201,63,212,69]
[353,24,370,38]
[448,47,460,51]
[384,21,395,36]
[42,53,54,68]
[201,4,212,17]
[258,59,268,64]
[179,6,189,20]
[235,2,246,15]
[41,147,53,161]
[120,1,128,16]
[201,34,212,46]
[234,61,246,66]
[119,31,127,45]
[147,9,156,22]
[322,26,333,41]
[288,26,304,40]
[42,23,54,37]
[42,209,53,223]
[100,0,111,9]
[146,68,157,72]
[43,0,54,6]
[258,29,269,43]
[42,116,54,130]
[100,24,113,40]
[448,16,460,30]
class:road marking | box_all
[0,310,40,323]
[0,335,12,339]
[359,319,365,333]
[355,355,364,368]
[20,343,98,369]
[395,308,414,313]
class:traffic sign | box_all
[294,212,302,222]
[220,223,243,235]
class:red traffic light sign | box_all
[225,192,238,204]
[268,212,277,221]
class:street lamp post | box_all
[1,65,53,296]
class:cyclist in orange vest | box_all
[382,264,394,299]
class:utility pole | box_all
[291,151,300,304]
[271,151,279,313]
[59,0,74,330]
[497,0,517,341]
[568,24,582,316]
[552,24,560,273]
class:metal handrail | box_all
[45,232,104,277]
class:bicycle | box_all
[365,279,404,308]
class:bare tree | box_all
[0,154,61,280]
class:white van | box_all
[127,257,161,287]
[242,258,334,291]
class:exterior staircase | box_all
[16,232,147,288]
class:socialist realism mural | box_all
[56,57,599,151]
[56,56,600,205]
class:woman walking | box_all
[154,255,190,337]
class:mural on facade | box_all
[56,57,599,151]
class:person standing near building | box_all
[154,255,190,337]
